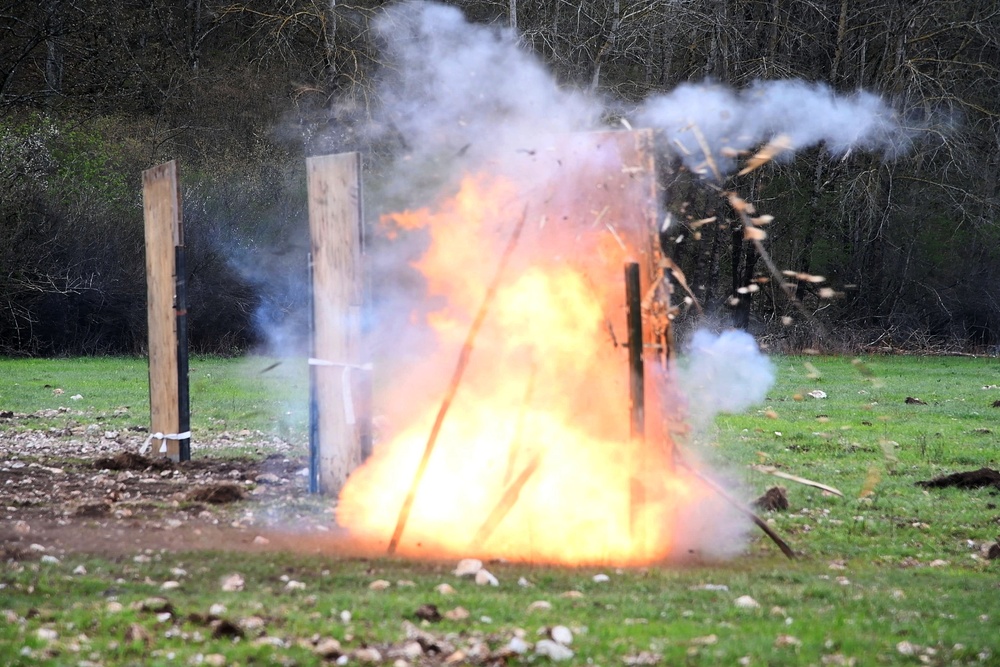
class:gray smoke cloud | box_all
[368,2,599,196]
[365,3,912,191]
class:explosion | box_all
[336,140,717,565]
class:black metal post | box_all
[307,251,320,494]
[625,262,644,440]
[175,245,191,461]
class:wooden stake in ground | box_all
[142,160,190,462]
[387,207,529,555]
[306,152,369,496]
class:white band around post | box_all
[308,358,373,425]
[140,431,192,455]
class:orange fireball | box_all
[338,142,708,565]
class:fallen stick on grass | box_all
[750,464,844,497]
[675,455,796,560]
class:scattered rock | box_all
[535,639,574,661]
[592,573,610,583]
[124,623,151,644]
[559,590,583,599]
[507,637,529,654]
[35,628,58,641]
[369,579,392,591]
[987,542,1000,560]
[807,390,827,399]
[753,486,789,511]
[453,558,483,577]
[527,600,552,612]
[434,583,456,595]
[238,616,265,634]
[623,651,662,665]
[137,597,174,614]
[443,606,469,621]
[549,625,573,645]
[255,473,282,485]
[734,595,760,609]
[474,569,498,586]
[315,638,342,658]
[220,573,245,592]
[775,634,802,648]
[399,640,424,659]
[354,648,382,663]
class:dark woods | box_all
[2,1,998,355]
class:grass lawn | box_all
[0,356,309,446]
[1,353,999,666]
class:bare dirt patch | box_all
[0,427,341,559]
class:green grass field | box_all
[0,356,310,445]
[1,354,999,666]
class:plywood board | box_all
[307,153,366,496]
[142,161,181,460]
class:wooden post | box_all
[306,153,367,496]
[625,262,644,438]
[142,161,188,461]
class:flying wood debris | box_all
[782,270,826,283]
[738,134,794,176]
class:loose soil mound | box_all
[915,467,1000,490]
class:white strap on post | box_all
[309,358,373,425]
[140,431,192,455]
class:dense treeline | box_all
[2,0,998,355]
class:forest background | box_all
[2,0,998,356]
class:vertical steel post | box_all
[175,245,190,461]
[307,251,320,494]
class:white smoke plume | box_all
[677,329,775,432]
[635,79,911,175]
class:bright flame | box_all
[338,170,710,565]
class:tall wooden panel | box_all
[142,161,183,461]
[307,153,367,496]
